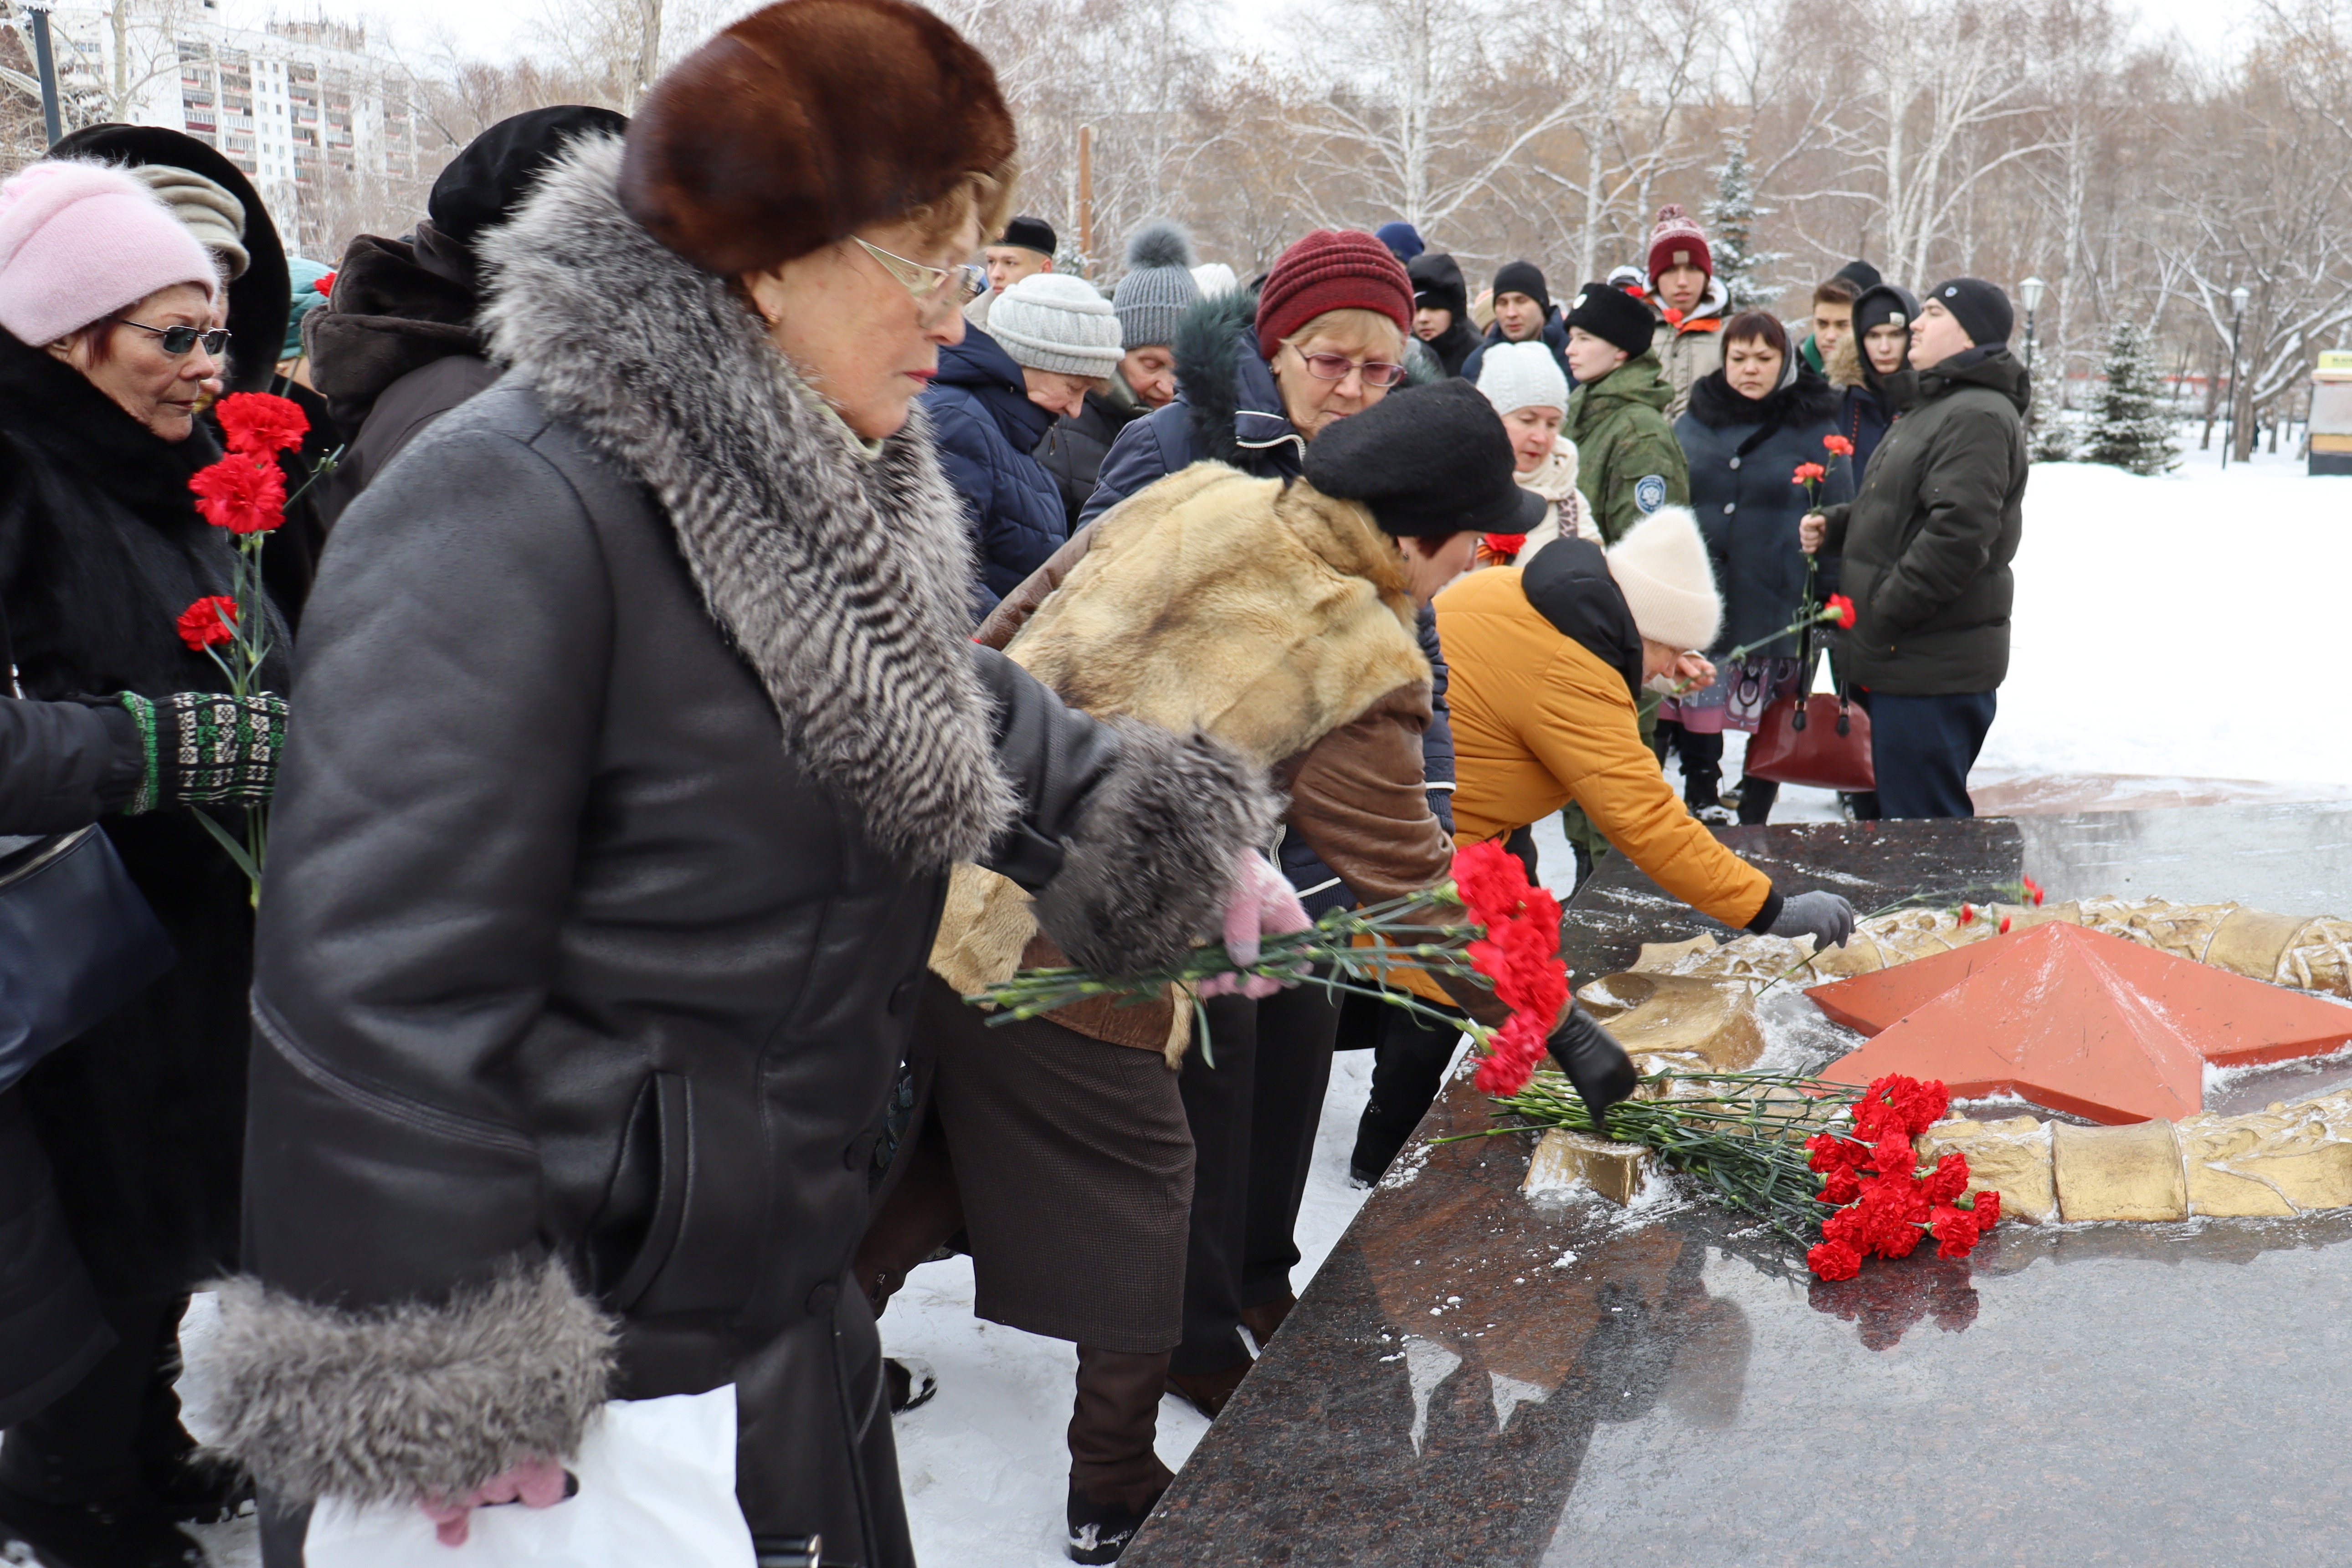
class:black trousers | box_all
[1346,994,1467,1181]
[1659,720,1780,823]
[1860,690,1998,819]
[1174,979,1340,1376]
[0,1293,189,1507]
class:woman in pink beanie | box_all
[0,156,288,1568]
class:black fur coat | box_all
[0,328,282,1300]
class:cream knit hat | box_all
[989,272,1125,377]
[1476,339,1568,419]
[1607,506,1721,651]
[128,164,249,281]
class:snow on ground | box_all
[174,448,2350,1566]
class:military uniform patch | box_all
[1634,474,1668,514]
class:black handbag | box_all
[0,604,175,1092]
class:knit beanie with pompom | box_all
[0,160,217,347]
[1111,220,1199,350]
[1607,506,1721,652]
[1645,203,1712,283]
[989,272,1125,377]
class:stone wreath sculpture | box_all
[1550,897,2352,1226]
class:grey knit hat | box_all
[989,272,1125,376]
[1111,219,1199,350]
[128,163,248,280]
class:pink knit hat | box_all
[0,160,217,347]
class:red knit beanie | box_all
[1646,204,1712,283]
[1254,230,1413,361]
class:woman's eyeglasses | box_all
[1292,349,1407,388]
[118,320,231,357]
[856,239,987,318]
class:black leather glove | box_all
[1769,889,1857,950]
[114,691,288,815]
[1546,1005,1638,1123]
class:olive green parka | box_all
[1567,351,1691,545]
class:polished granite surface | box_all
[1125,810,2352,1566]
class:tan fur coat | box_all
[928,464,1431,1058]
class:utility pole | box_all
[2224,285,2248,471]
[25,0,63,147]
[1076,123,1094,273]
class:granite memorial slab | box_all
[1125,810,2352,1566]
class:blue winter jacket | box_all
[1459,312,1574,388]
[1082,292,1456,913]
[921,327,1068,617]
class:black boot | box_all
[0,1484,204,1568]
[1066,1480,1166,1565]
[884,1356,938,1415]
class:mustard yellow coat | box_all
[1436,564,1773,931]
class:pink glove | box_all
[420,1457,572,1547]
[1197,852,1311,999]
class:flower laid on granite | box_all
[1803,1074,1997,1280]
[968,842,1568,1085]
[1480,1068,1999,1280]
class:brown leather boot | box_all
[1163,1360,1251,1419]
[1238,1294,1295,1349]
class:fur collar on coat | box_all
[479,136,1017,869]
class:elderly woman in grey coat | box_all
[199,5,1293,1565]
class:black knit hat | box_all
[1491,259,1550,317]
[1407,251,1468,318]
[1927,277,2013,347]
[999,215,1057,257]
[1833,258,1883,293]
[1302,380,1546,540]
[431,106,629,283]
[1565,279,1654,360]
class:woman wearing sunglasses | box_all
[195,4,1292,1566]
[0,159,293,1568]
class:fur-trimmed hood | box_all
[477,134,1017,868]
[1170,288,1301,474]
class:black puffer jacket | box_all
[202,139,1273,1568]
[1676,366,1854,658]
[1034,381,1145,531]
[1816,347,2029,694]
[0,328,288,1416]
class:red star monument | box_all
[1807,923,2352,1125]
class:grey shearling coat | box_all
[206,137,1274,1568]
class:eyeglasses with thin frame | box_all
[1288,346,1407,389]
[855,238,986,317]
[116,319,231,357]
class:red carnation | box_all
[1819,1167,1860,1205]
[1999,915,2013,935]
[176,594,239,651]
[1807,1240,1862,1281]
[1823,593,1858,628]
[1930,1204,1982,1259]
[1451,841,1569,1098]
[1922,1152,1970,1205]
[2023,874,2046,907]
[1792,462,1827,485]
[1958,904,1975,925]
[190,455,287,535]
[1823,433,1855,458]
[315,270,336,294]
[1971,1190,2002,1229]
[1484,533,1528,560]
[214,391,309,459]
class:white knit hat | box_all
[1191,261,1240,298]
[989,272,1125,377]
[1607,506,1721,651]
[1476,340,1568,419]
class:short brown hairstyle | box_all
[1813,276,1861,308]
[1723,310,1791,360]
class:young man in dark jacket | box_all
[1803,278,2028,820]
[1460,259,1572,384]
[1407,251,1480,376]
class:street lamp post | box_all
[2224,284,2249,471]
[2018,276,2047,435]
[23,0,62,148]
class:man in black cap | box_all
[968,214,1056,327]
[1801,277,2027,820]
[308,105,628,527]
[1461,259,1572,383]
[1406,252,1480,376]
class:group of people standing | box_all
[0,1,2025,1566]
